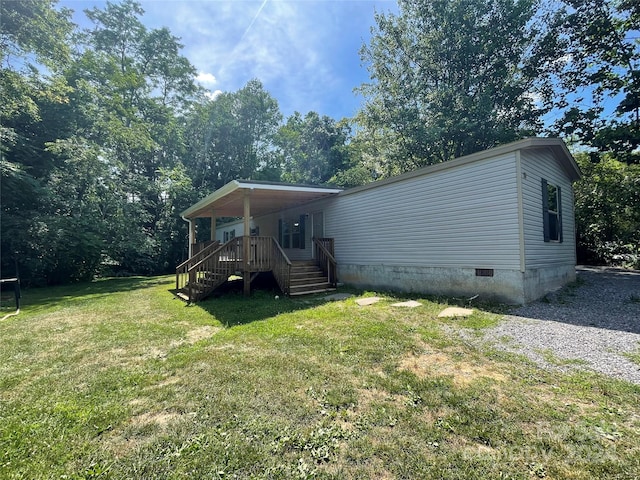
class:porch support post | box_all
[210,210,216,242]
[188,218,196,258]
[243,191,251,296]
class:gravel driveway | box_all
[474,266,640,384]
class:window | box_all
[292,221,301,248]
[542,179,562,242]
[282,221,291,248]
[278,215,306,249]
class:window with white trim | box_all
[542,179,562,242]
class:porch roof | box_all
[181,180,343,219]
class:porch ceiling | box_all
[181,180,343,219]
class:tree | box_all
[78,0,199,273]
[574,152,640,268]
[276,112,351,185]
[184,79,282,193]
[357,0,542,173]
[534,0,640,164]
[1,0,77,283]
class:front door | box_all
[312,212,324,238]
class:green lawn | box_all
[1,276,639,479]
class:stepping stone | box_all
[437,307,474,318]
[324,293,354,301]
[356,297,381,306]
[391,300,422,308]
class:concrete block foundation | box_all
[338,263,576,305]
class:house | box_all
[177,137,581,304]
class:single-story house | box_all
[176,137,581,304]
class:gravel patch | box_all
[470,267,640,384]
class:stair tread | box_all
[290,287,336,296]
[290,282,332,290]
[290,277,329,286]
[176,292,190,301]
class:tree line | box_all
[1,0,638,286]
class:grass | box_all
[624,349,640,367]
[535,348,591,367]
[1,276,640,479]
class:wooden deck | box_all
[175,237,337,302]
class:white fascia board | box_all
[180,180,241,218]
[237,182,343,194]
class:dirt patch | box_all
[106,410,184,458]
[130,411,182,428]
[399,350,507,387]
[184,325,219,344]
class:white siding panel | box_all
[216,219,244,243]
[521,149,576,268]
[255,207,315,261]
[324,153,521,268]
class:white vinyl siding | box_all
[323,153,521,269]
[256,208,314,261]
[521,149,576,268]
[216,220,244,243]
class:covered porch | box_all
[176,180,341,301]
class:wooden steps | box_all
[176,256,337,302]
[289,261,336,296]
[180,272,229,302]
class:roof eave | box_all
[180,180,241,218]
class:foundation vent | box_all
[475,268,494,277]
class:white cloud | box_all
[204,90,223,100]
[139,0,398,118]
[196,72,218,86]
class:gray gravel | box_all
[470,266,640,384]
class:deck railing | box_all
[313,237,337,286]
[177,237,292,301]
[248,236,273,272]
[271,238,292,295]
[191,239,218,256]
[185,238,243,301]
[176,240,221,290]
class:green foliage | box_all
[357,0,542,173]
[276,111,352,185]
[4,0,639,286]
[536,0,640,164]
[184,79,282,193]
[0,0,73,69]
[574,152,640,267]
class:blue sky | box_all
[60,0,399,120]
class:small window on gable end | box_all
[542,179,562,242]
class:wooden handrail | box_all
[176,236,295,301]
[176,240,221,290]
[270,237,291,295]
[185,238,243,301]
[188,238,239,273]
[272,237,292,266]
[176,241,220,270]
[313,238,336,264]
[313,237,337,286]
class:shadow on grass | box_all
[20,276,166,312]
[179,273,336,327]
[181,274,512,328]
